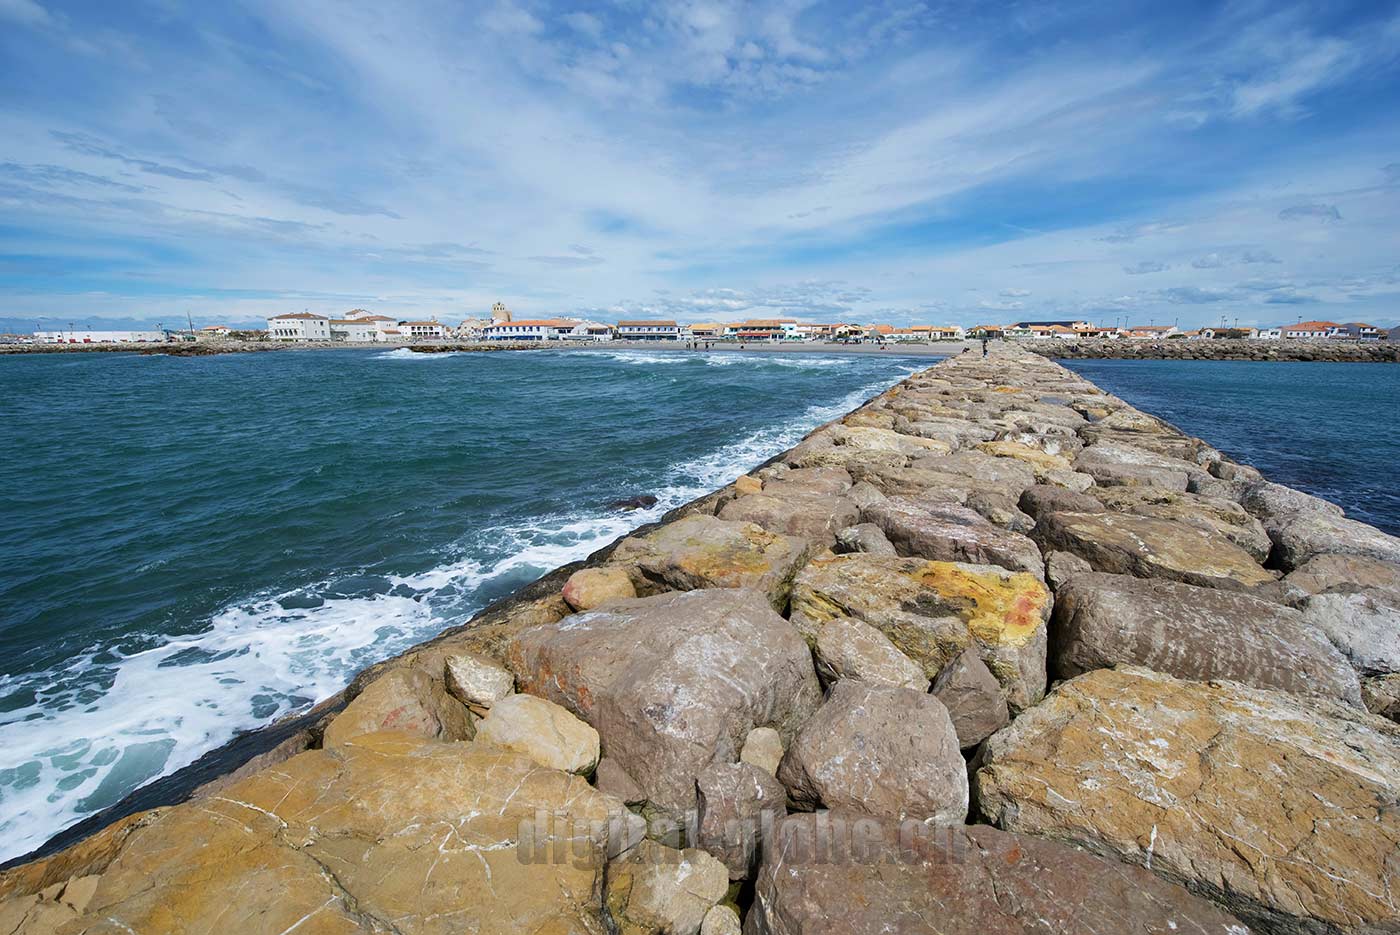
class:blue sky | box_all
[1,0,1398,329]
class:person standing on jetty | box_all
[982,337,989,358]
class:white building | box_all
[34,330,166,344]
[328,319,380,342]
[267,313,331,341]
[1252,327,1282,340]
[1280,321,1341,339]
[482,318,612,341]
[616,320,680,341]
[400,321,448,339]
[199,325,231,338]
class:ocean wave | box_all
[0,366,903,863]
[372,348,463,360]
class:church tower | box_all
[491,301,512,323]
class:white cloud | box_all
[0,0,52,27]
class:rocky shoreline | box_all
[3,346,1398,934]
[1032,337,1400,362]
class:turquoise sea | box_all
[0,346,924,862]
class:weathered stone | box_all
[1042,467,1096,492]
[789,553,1050,712]
[509,588,822,815]
[832,522,897,556]
[963,490,1034,533]
[842,480,885,511]
[596,756,647,805]
[608,514,810,611]
[25,735,640,934]
[322,667,472,748]
[696,762,787,880]
[718,492,858,552]
[734,474,763,496]
[929,647,1009,748]
[606,840,729,935]
[992,428,1085,457]
[740,727,784,777]
[1017,483,1100,520]
[862,497,1044,577]
[1043,549,1092,590]
[747,813,1251,935]
[700,905,741,935]
[1281,553,1400,603]
[759,466,852,498]
[563,565,640,612]
[975,439,1073,479]
[1240,480,1344,529]
[1362,673,1400,721]
[777,681,967,824]
[1079,460,1190,490]
[975,666,1400,935]
[1053,572,1362,705]
[845,462,973,502]
[476,692,601,774]
[1301,590,1400,676]
[911,449,1039,493]
[813,617,927,690]
[828,424,953,457]
[443,651,515,707]
[1094,486,1272,562]
[1270,511,1400,571]
[1031,510,1274,591]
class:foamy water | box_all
[0,349,922,863]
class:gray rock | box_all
[759,466,852,498]
[696,761,788,880]
[777,680,967,825]
[606,840,729,935]
[832,523,897,556]
[842,480,886,511]
[930,647,1010,748]
[1017,483,1101,520]
[443,652,515,707]
[964,490,1035,533]
[1301,590,1400,676]
[508,588,822,816]
[1240,480,1344,530]
[1043,549,1092,590]
[718,492,859,552]
[1270,511,1400,571]
[1053,572,1362,705]
[1079,460,1190,490]
[1281,553,1400,603]
[813,617,927,690]
[746,814,1250,935]
[861,498,1044,578]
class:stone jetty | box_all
[4,346,1399,934]
[1032,337,1400,363]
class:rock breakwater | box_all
[1031,337,1400,362]
[3,346,1398,934]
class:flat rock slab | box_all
[789,553,1050,712]
[609,514,810,611]
[1053,572,1362,705]
[1301,590,1400,676]
[777,680,967,825]
[718,492,858,552]
[508,588,822,815]
[1270,511,1400,571]
[975,666,1400,934]
[1094,487,1271,562]
[746,813,1250,935]
[861,498,1044,578]
[1031,510,1274,591]
[13,733,637,935]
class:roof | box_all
[617,320,678,327]
[1282,321,1341,330]
[401,321,445,327]
[352,314,395,322]
[329,319,376,325]
[1128,325,1173,332]
[269,313,329,320]
[200,325,230,330]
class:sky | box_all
[1,0,1399,331]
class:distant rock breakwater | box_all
[1032,337,1400,362]
[3,346,1399,935]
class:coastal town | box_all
[8,304,1397,347]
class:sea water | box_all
[0,346,924,861]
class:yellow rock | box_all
[975,440,1072,478]
[733,474,763,496]
[562,565,637,611]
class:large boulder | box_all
[812,617,927,690]
[443,651,515,707]
[562,566,638,611]
[718,492,858,552]
[13,734,640,934]
[1269,511,1400,571]
[832,522,897,555]
[746,813,1251,935]
[696,761,788,880]
[759,466,852,498]
[508,588,822,815]
[1053,572,1362,705]
[975,666,1400,934]
[1031,510,1274,591]
[776,681,967,825]
[1078,461,1190,490]
[606,840,729,935]
[929,646,1009,748]
[322,667,473,748]
[974,439,1073,479]
[1017,483,1101,520]
[1280,553,1400,603]
[826,424,953,457]
[845,462,974,502]
[608,514,810,611]
[788,553,1051,712]
[1301,590,1400,676]
[1363,673,1400,721]
[861,498,1044,577]
[1240,480,1344,530]
[1093,487,1271,562]
[910,449,1039,494]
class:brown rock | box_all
[734,474,763,496]
[963,490,1034,533]
[974,439,1073,479]
[975,666,1400,934]
[929,647,1009,748]
[832,522,897,555]
[1017,483,1101,520]
[777,681,967,824]
[718,492,859,552]
[1094,487,1272,562]
[1281,553,1400,603]
[1362,673,1400,721]
[862,497,1044,578]
[322,667,472,748]
[596,756,647,805]
[789,553,1051,713]
[563,565,639,611]
[509,588,822,815]
[844,462,973,502]
[696,762,788,880]
[608,514,810,611]
[759,466,852,498]
[1031,510,1274,591]
[740,727,784,777]
[746,813,1250,935]
[1053,572,1361,705]
[1079,460,1190,490]
[1043,549,1093,590]
[606,840,729,935]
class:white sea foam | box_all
[373,347,463,360]
[0,365,908,863]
